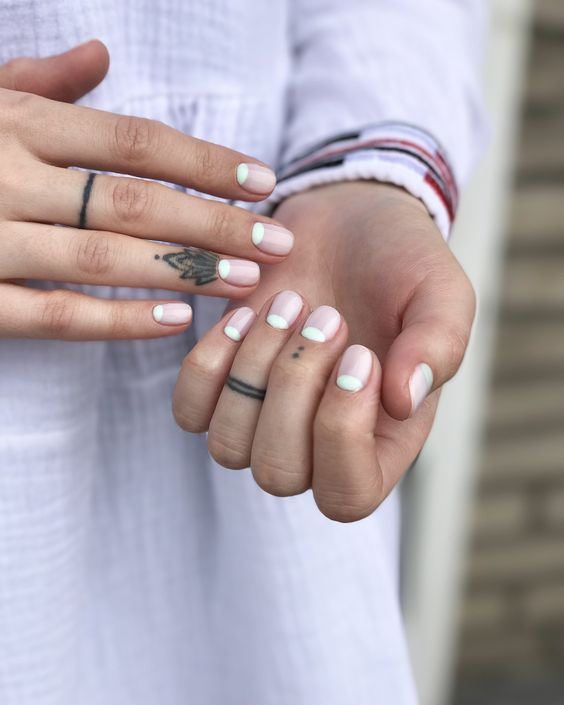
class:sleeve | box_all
[268,0,488,240]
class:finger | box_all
[207,290,306,469]
[172,306,257,433]
[250,305,347,496]
[312,345,383,522]
[19,166,294,261]
[17,97,276,200]
[0,40,109,102]
[382,265,476,421]
[0,222,260,298]
[0,282,192,340]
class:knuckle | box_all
[172,401,206,434]
[268,357,323,397]
[112,115,158,164]
[207,205,232,247]
[444,326,470,370]
[75,233,116,276]
[111,177,151,224]
[251,451,310,497]
[1,58,33,92]
[39,290,78,336]
[194,144,220,183]
[315,492,380,523]
[207,422,250,470]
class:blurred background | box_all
[402,1,564,704]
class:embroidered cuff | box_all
[270,123,459,241]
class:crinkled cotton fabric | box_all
[0,2,485,704]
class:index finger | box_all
[14,92,277,200]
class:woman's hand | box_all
[173,182,475,522]
[0,41,294,340]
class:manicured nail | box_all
[251,222,294,256]
[152,302,192,326]
[301,305,341,342]
[236,163,277,195]
[336,345,373,392]
[218,259,260,287]
[409,363,434,415]
[266,290,303,330]
[223,307,256,341]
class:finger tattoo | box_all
[79,173,96,229]
[292,345,305,359]
[226,375,266,401]
[155,247,219,286]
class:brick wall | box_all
[454,1,564,702]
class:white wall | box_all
[401,2,533,704]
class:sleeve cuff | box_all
[267,123,459,241]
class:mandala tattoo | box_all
[226,375,266,401]
[79,173,96,229]
[155,247,219,285]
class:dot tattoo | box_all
[292,345,306,359]
[79,173,96,229]
[226,375,266,401]
[156,247,219,285]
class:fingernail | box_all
[301,305,341,342]
[251,222,294,256]
[336,345,373,392]
[152,302,192,326]
[236,163,277,195]
[223,307,256,341]
[218,259,260,287]
[266,290,303,330]
[409,363,433,415]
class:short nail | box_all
[252,222,294,256]
[301,305,341,342]
[152,302,192,326]
[266,290,303,330]
[224,307,256,341]
[336,345,373,392]
[236,163,277,195]
[409,363,433,415]
[218,259,260,287]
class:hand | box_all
[172,182,475,522]
[0,41,294,340]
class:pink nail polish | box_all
[218,259,260,287]
[301,305,341,343]
[266,290,303,330]
[223,307,256,342]
[336,345,373,392]
[251,223,294,256]
[236,163,277,195]
[409,363,434,415]
[152,302,192,326]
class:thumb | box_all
[0,39,109,102]
[381,266,476,421]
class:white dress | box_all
[0,2,485,704]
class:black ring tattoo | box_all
[226,375,266,401]
[155,247,219,286]
[79,173,96,229]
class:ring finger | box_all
[0,221,261,297]
[207,290,307,469]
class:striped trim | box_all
[273,123,458,240]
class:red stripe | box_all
[424,172,455,223]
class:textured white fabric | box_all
[0,2,485,704]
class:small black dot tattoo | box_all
[292,352,300,359]
[154,254,160,260]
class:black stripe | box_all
[79,173,96,229]
[226,376,266,401]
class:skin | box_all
[0,40,289,340]
[173,183,476,522]
[2,40,476,522]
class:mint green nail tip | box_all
[301,326,325,342]
[236,163,249,186]
[266,313,288,330]
[336,374,363,392]
[224,326,241,341]
[420,363,434,389]
[152,304,164,322]
[252,222,265,246]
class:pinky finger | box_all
[313,345,384,523]
[0,283,192,340]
